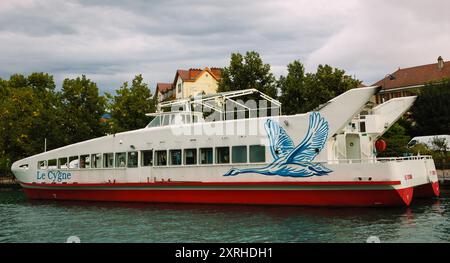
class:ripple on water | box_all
[0,190,449,243]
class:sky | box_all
[1,0,449,93]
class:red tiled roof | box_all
[372,59,450,90]
[156,83,173,94]
[175,67,222,83]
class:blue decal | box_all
[36,170,72,183]
[224,112,332,178]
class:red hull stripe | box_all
[20,180,401,188]
[22,187,414,207]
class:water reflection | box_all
[0,190,449,243]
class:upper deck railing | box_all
[325,155,433,164]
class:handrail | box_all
[323,155,433,164]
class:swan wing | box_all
[265,119,295,160]
[286,112,329,163]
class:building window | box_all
[103,153,114,168]
[58,157,68,169]
[127,151,138,168]
[91,153,102,168]
[141,150,153,167]
[216,147,230,164]
[200,148,213,164]
[170,150,182,165]
[178,83,182,93]
[232,146,247,163]
[80,155,90,169]
[250,145,266,163]
[115,152,126,168]
[155,150,167,166]
[184,149,197,165]
[69,156,79,169]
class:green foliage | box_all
[279,63,361,114]
[60,75,107,145]
[411,79,450,135]
[107,74,156,133]
[218,51,277,97]
[378,122,411,157]
[278,61,306,115]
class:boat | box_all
[11,86,440,206]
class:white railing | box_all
[323,155,433,165]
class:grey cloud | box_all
[0,0,448,93]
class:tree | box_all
[107,74,156,132]
[60,75,107,145]
[411,79,450,136]
[0,86,44,176]
[218,51,277,97]
[378,122,411,157]
[278,60,306,115]
[278,63,361,114]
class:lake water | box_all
[0,189,449,243]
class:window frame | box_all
[127,151,139,168]
[115,152,127,168]
[103,153,114,168]
[91,153,102,169]
[169,149,182,166]
[215,146,230,164]
[155,150,168,167]
[38,160,47,170]
[249,145,266,163]
[199,147,213,165]
[183,148,197,165]
[79,154,91,169]
[232,145,248,164]
[141,150,153,167]
[68,156,79,169]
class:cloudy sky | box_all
[1,0,449,93]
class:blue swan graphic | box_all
[224,112,332,178]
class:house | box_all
[155,83,174,102]
[372,56,450,104]
[156,67,222,102]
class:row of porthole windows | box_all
[37,145,266,170]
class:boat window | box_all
[359,122,366,133]
[91,153,102,168]
[58,157,68,169]
[141,150,153,167]
[185,114,191,124]
[199,148,213,164]
[69,156,79,169]
[155,150,167,166]
[127,151,138,168]
[170,150,182,165]
[80,155,90,169]
[162,115,171,126]
[193,115,199,123]
[216,147,230,164]
[184,149,197,165]
[250,145,266,163]
[48,159,57,169]
[232,146,247,163]
[147,116,161,128]
[103,153,114,168]
[38,160,47,170]
[115,152,126,168]
[19,164,29,169]
[173,114,183,125]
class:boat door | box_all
[346,134,361,161]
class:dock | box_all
[0,177,20,189]
[438,169,450,186]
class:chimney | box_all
[438,56,444,70]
